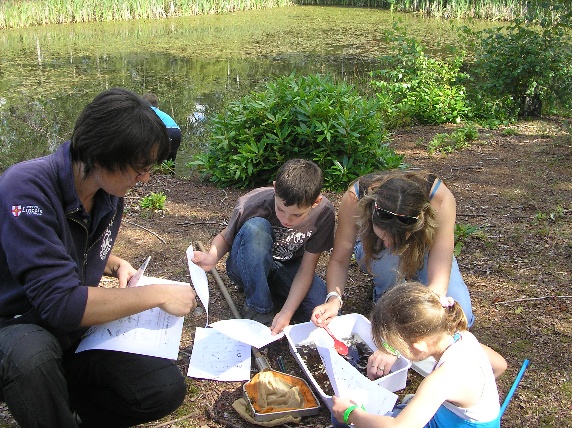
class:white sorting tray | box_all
[284,313,411,410]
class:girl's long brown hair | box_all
[356,170,438,279]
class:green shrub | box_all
[427,123,479,154]
[454,223,481,256]
[461,6,572,118]
[189,73,402,191]
[139,192,166,211]
[370,24,471,128]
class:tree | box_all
[466,3,572,117]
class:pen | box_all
[127,256,151,287]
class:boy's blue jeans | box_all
[354,243,475,327]
[226,217,326,321]
[0,323,186,427]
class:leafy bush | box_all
[427,123,479,154]
[139,192,166,211]
[370,24,471,128]
[454,223,481,256]
[461,6,572,118]
[189,73,402,191]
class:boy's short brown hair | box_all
[274,159,323,207]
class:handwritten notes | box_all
[76,276,189,359]
[187,328,251,381]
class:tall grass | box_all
[2,0,569,29]
[0,0,294,29]
[296,0,568,21]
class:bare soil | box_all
[1,119,570,427]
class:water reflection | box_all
[0,6,490,172]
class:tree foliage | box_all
[370,23,471,128]
[462,3,572,117]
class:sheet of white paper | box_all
[209,319,284,348]
[186,244,209,325]
[187,327,251,381]
[75,276,189,360]
[317,345,398,416]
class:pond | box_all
[0,5,491,172]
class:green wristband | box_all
[343,404,365,424]
[382,340,401,358]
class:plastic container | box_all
[411,356,436,377]
[242,370,321,421]
[284,313,411,410]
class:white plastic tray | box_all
[284,313,411,410]
[411,356,436,377]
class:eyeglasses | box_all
[130,163,153,178]
[373,202,419,225]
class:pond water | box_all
[0,6,491,172]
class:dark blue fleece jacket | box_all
[0,141,122,345]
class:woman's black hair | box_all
[71,88,170,175]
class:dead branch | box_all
[494,295,572,305]
[151,413,193,427]
[122,219,166,244]
[176,221,226,227]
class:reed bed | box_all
[297,0,564,21]
[0,0,293,29]
[1,0,568,29]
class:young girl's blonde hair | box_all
[370,282,467,355]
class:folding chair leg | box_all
[500,359,530,417]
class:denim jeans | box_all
[355,243,475,327]
[0,324,186,427]
[226,217,327,322]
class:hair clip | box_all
[440,296,455,308]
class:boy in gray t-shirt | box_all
[192,159,335,334]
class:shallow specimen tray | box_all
[243,369,321,422]
[284,313,411,410]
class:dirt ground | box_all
[1,119,570,427]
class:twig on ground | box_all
[151,413,193,427]
[494,295,572,305]
[176,221,226,227]
[122,219,166,244]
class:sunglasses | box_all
[373,201,419,225]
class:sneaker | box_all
[242,303,274,327]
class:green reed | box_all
[0,0,293,29]
[1,0,568,29]
[296,0,565,21]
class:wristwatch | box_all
[325,291,343,309]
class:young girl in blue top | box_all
[332,282,501,428]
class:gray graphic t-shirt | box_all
[223,187,335,261]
